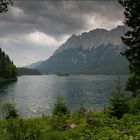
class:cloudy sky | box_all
[0,0,124,67]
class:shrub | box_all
[53,96,70,116]
[6,118,41,140]
[49,114,66,131]
[43,131,68,140]
[77,106,86,117]
[1,102,19,119]
[68,106,87,124]
[107,78,130,119]
[128,94,140,114]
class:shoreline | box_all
[0,78,17,82]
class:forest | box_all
[0,48,17,79]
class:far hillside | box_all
[17,68,42,76]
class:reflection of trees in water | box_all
[0,80,17,94]
[0,80,17,118]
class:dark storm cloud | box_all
[0,0,124,66]
[0,0,124,38]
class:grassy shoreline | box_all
[0,111,140,140]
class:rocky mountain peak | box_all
[54,25,127,54]
[36,25,129,74]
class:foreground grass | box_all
[0,111,140,140]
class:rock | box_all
[120,128,131,134]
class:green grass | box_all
[0,111,140,140]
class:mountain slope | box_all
[36,26,129,74]
[26,61,44,69]
[17,67,42,76]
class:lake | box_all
[0,75,128,118]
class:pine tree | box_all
[0,48,17,79]
[107,77,129,119]
[0,0,13,13]
[53,96,70,116]
[119,0,140,96]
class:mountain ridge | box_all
[54,25,127,54]
[25,61,44,69]
[35,25,129,74]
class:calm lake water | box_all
[0,75,128,118]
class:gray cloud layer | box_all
[0,0,124,66]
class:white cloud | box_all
[0,31,70,67]
[9,6,25,17]
[86,13,124,31]
[25,31,58,46]
[0,36,19,46]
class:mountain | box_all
[0,48,17,79]
[36,25,129,75]
[17,67,42,76]
[54,25,127,54]
[26,61,44,69]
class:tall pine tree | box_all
[0,0,13,13]
[119,0,140,97]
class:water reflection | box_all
[0,80,17,104]
[0,80,17,119]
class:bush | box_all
[49,115,66,131]
[53,97,70,116]
[107,78,130,119]
[69,106,87,124]
[77,106,87,117]
[6,118,41,140]
[1,102,19,119]
[43,131,68,140]
[129,94,140,114]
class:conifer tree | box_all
[107,77,129,119]
[0,48,17,79]
[0,0,13,13]
[119,0,140,96]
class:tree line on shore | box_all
[0,48,17,79]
